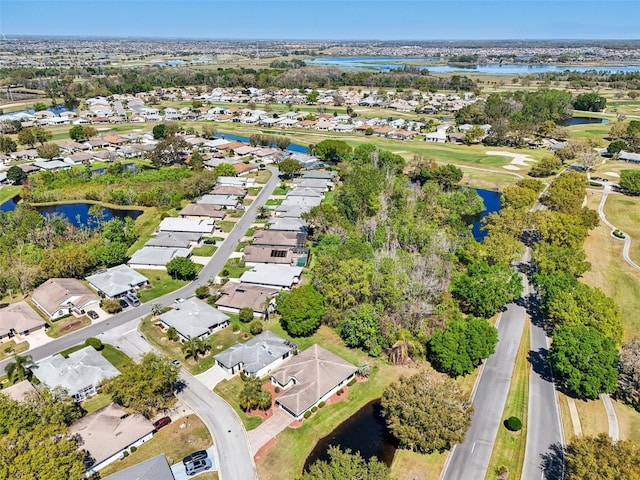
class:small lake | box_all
[310,57,640,75]
[304,400,397,472]
[215,133,308,153]
[560,116,609,126]
[0,199,142,228]
[470,188,502,242]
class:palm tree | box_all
[181,337,205,361]
[5,354,33,384]
[151,303,164,316]
[257,205,270,220]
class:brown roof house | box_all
[0,301,46,341]
[215,282,278,318]
[271,345,357,419]
[71,403,155,475]
[31,278,100,320]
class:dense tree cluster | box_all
[300,447,391,480]
[572,92,607,112]
[277,285,325,337]
[609,119,640,152]
[381,372,472,453]
[565,434,640,480]
[618,338,640,411]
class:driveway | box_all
[195,364,230,389]
[97,318,153,360]
[21,329,52,349]
[170,446,216,480]
[247,408,291,455]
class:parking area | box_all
[170,447,216,480]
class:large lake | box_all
[0,199,142,228]
[304,400,397,472]
[310,57,640,75]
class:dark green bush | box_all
[504,416,522,432]
[318,401,325,408]
[347,378,357,387]
[85,337,103,351]
[311,406,318,413]
[303,411,312,419]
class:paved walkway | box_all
[601,394,620,441]
[566,397,583,437]
[247,408,292,456]
[598,185,640,272]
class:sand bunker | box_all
[486,150,536,166]
[503,165,521,171]
[603,171,620,178]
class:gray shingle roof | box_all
[145,231,200,248]
[239,264,303,289]
[86,264,149,298]
[102,454,175,480]
[214,331,295,374]
[128,247,191,267]
[158,298,230,339]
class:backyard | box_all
[135,269,193,303]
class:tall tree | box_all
[565,434,640,480]
[381,371,472,453]
[301,446,391,480]
[277,285,324,337]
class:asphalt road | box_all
[0,166,280,372]
[440,300,526,480]
[179,371,256,480]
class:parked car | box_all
[171,359,181,367]
[203,238,216,245]
[86,310,99,320]
[118,298,129,309]
[183,450,208,465]
[153,416,172,430]
[185,458,212,476]
[126,293,140,307]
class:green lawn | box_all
[247,187,263,195]
[46,315,91,339]
[0,339,29,361]
[0,185,20,206]
[135,269,189,303]
[486,318,530,480]
[223,259,250,278]
[214,376,264,431]
[245,228,255,236]
[102,344,134,371]
[218,220,236,233]
[272,187,290,196]
[82,393,112,414]
[266,198,283,206]
[98,415,212,476]
[191,245,217,256]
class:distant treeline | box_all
[0,65,478,98]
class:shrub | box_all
[318,401,325,408]
[504,416,522,432]
[274,386,281,394]
[195,285,210,299]
[311,406,318,413]
[249,319,263,335]
[167,326,179,342]
[239,307,254,323]
[613,229,626,239]
[130,446,137,453]
[122,451,129,458]
[101,298,122,314]
[303,411,312,419]
[85,337,103,351]
[221,268,230,277]
[347,378,357,387]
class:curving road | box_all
[597,184,640,271]
[0,167,279,480]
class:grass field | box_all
[213,376,264,431]
[0,185,20,206]
[613,399,640,442]
[46,315,91,338]
[101,344,134,370]
[218,220,236,233]
[98,415,212,476]
[557,392,576,442]
[135,269,189,303]
[603,193,640,265]
[573,398,609,437]
[485,318,530,480]
[191,245,217,256]
[0,339,29,361]
[582,193,640,340]
[81,393,112,414]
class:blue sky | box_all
[1,1,638,40]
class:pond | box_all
[0,198,142,229]
[469,188,502,242]
[560,116,610,126]
[303,400,397,472]
[215,133,308,153]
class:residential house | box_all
[234,162,260,176]
[2,379,39,402]
[179,203,227,220]
[286,187,324,198]
[214,282,278,318]
[619,151,640,163]
[101,454,175,480]
[86,264,149,298]
[271,344,357,419]
[268,218,308,232]
[31,346,121,401]
[158,217,215,235]
[239,264,303,290]
[158,297,230,341]
[425,130,447,143]
[214,331,296,377]
[0,301,46,341]
[211,185,247,197]
[197,194,241,209]
[252,230,307,249]
[71,403,155,475]
[33,159,71,171]
[31,278,100,320]
[145,231,201,249]
[128,247,191,270]
[293,178,332,190]
[243,245,294,266]
[216,176,256,187]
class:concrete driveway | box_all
[170,446,216,480]
[195,364,230,389]
[21,329,51,349]
[247,408,291,455]
[97,317,154,360]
